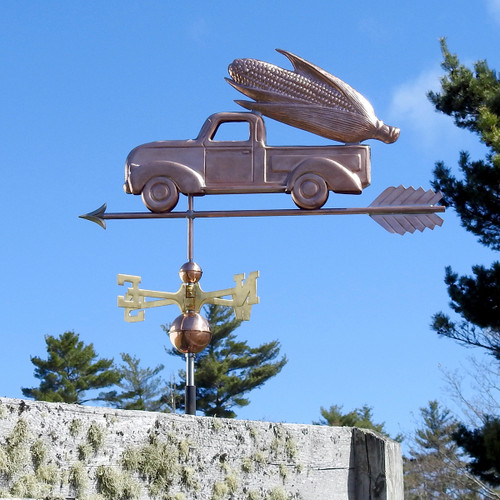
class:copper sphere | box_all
[169,312,211,353]
[179,261,203,283]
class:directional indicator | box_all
[118,271,259,323]
[80,186,444,235]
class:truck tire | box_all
[141,176,179,213]
[291,173,328,209]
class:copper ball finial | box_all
[179,261,203,283]
[169,312,212,353]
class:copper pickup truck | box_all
[124,112,371,212]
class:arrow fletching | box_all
[369,186,444,235]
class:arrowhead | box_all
[79,203,107,229]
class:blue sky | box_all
[1,1,499,442]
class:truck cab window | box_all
[210,121,250,142]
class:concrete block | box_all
[0,397,402,499]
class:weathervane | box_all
[81,49,445,415]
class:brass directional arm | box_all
[118,271,259,323]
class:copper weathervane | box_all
[81,49,445,414]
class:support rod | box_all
[185,353,196,415]
[187,195,194,261]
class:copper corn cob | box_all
[226,49,400,144]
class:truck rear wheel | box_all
[142,176,179,213]
[291,173,328,209]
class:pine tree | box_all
[165,304,287,417]
[22,331,121,404]
[429,39,500,357]
[315,404,398,440]
[101,353,180,412]
[404,401,485,499]
[454,417,500,488]
[428,40,500,487]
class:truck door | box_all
[204,120,254,187]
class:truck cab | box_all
[199,112,266,191]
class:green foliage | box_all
[413,401,458,451]
[428,40,500,146]
[429,37,499,271]
[454,417,500,487]
[21,331,121,404]
[429,40,500,354]
[432,263,500,360]
[428,41,500,490]
[404,401,484,499]
[101,353,175,411]
[429,38,500,366]
[166,305,287,417]
[441,264,500,331]
[315,404,397,440]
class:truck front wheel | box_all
[142,176,179,213]
[291,173,328,209]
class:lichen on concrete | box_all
[95,464,141,499]
[266,487,289,500]
[87,421,106,452]
[69,418,83,437]
[0,397,403,499]
[69,460,90,497]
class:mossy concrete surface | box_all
[0,398,402,499]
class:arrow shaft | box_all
[100,205,445,220]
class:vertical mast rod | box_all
[185,194,196,415]
[187,195,194,262]
[185,353,196,415]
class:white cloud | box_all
[486,0,500,24]
[388,66,488,162]
[187,17,210,44]
[388,65,455,148]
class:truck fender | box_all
[130,161,205,195]
[286,157,363,195]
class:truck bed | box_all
[265,144,371,186]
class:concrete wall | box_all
[0,398,403,499]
